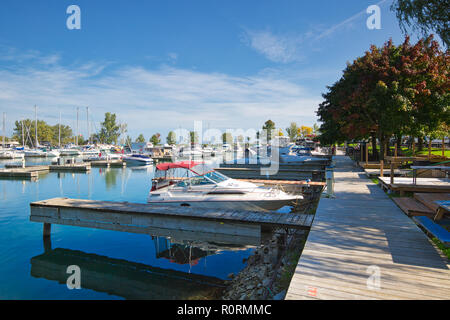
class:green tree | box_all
[222,132,233,144]
[190,131,199,145]
[262,120,276,142]
[150,133,161,145]
[98,113,121,144]
[13,119,60,147]
[391,0,449,47]
[166,131,176,145]
[51,124,73,146]
[286,122,298,141]
[135,134,145,143]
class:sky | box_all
[0,0,432,142]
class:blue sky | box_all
[0,0,428,142]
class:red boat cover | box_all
[156,161,203,171]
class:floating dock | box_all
[89,160,126,168]
[286,155,450,300]
[0,166,50,179]
[30,198,315,243]
[48,163,91,172]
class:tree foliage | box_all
[150,133,161,145]
[98,113,121,144]
[317,36,449,157]
[166,131,176,145]
[286,122,298,141]
[13,119,73,146]
[262,120,276,142]
[391,0,449,47]
[135,134,145,143]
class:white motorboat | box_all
[60,148,82,156]
[24,149,47,157]
[87,151,123,161]
[0,150,25,159]
[46,150,60,157]
[148,161,303,211]
[202,147,213,157]
[123,154,153,165]
[179,147,203,158]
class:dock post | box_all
[380,160,384,177]
[390,162,394,185]
[43,223,51,238]
[365,141,369,165]
[325,166,335,198]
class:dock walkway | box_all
[286,155,450,300]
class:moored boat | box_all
[148,161,303,211]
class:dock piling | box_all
[43,223,51,238]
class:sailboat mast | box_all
[21,119,24,147]
[34,105,38,148]
[58,110,61,147]
[76,107,79,145]
[86,106,89,145]
[2,112,5,149]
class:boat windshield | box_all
[203,171,229,183]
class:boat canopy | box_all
[156,161,203,171]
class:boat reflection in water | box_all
[31,233,256,300]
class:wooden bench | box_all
[413,216,450,247]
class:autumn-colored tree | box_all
[317,35,449,159]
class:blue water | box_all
[0,158,255,299]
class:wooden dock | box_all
[0,165,50,179]
[30,198,315,243]
[49,163,91,172]
[286,155,450,300]
[89,160,126,168]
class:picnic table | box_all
[410,166,450,185]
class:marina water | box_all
[0,157,255,299]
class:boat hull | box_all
[147,198,299,212]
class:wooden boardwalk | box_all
[286,155,450,300]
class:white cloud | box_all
[0,55,321,139]
[241,30,305,63]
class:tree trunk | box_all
[418,136,423,152]
[371,132,378,161]
[379,135,387,161]
[396,134,402,156]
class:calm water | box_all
[0,157,255,299]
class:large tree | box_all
[13,119,72,147]
[135,134,145,143]
[317,36,449,159]
[98,112,121,144]
[150,133,161,146]
[166,131,176,145]
[286,122,298,141]
[391,0,449,47]
[262,120,276,142]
